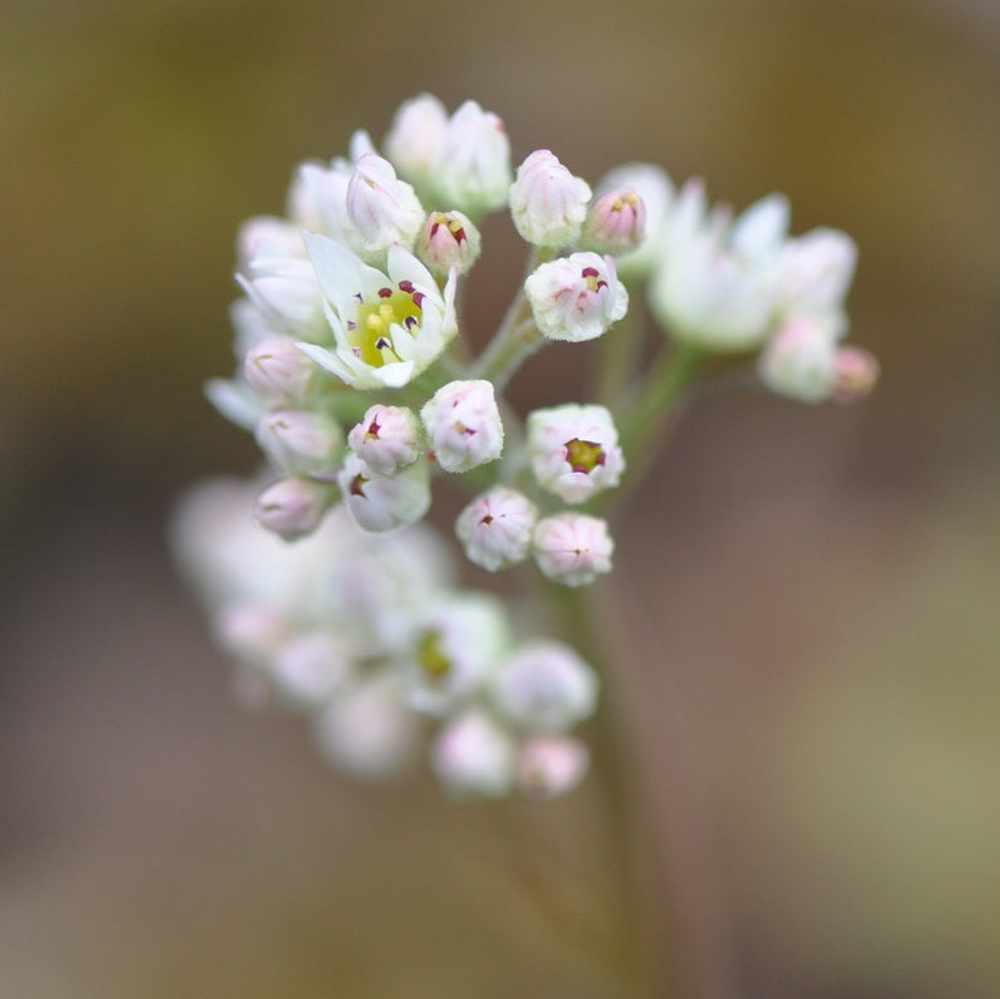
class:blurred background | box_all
[2,0,999,996]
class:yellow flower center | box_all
[348,282,424,368]
[565,437,605,474]
[418,629,451,680]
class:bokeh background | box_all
[2,0,999,996]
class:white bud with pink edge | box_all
[383,93,449,191]
[581,187,647,255]
[421,379,504,473]
[533,512,614,587]
[253,476,332,541]
[525,252,628,342]
[757,315,838,404]
[431,709,517,798]
[417,210,481,276]
[338,452,431,534]
[243,337,317,403]
[517,735,590,798]
[435,100,513,218]
[455,486,538,572]
[345,153,426,262]
[527,403,624,504]
[509,149,592,247]
[347,404,423,477]
[255,408,343,478]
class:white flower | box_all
[314,672,420,780]
[345,153,426,262]
[338,452,431,534]
[517,736,590,797]
[237,248,324,335]
[269,629,352,709]
[525,252,628,342]
[757,315,838,404]
[533,512,614,587]
[509,149,592,247]
[527,403,624,504]
[417,211,481,276]
[491,641,598,733]
[255,408,342,478]
[347,404,423,476]
[287,160,353,242]
[253,476,332,541]
[403,593,512,716]
[237,216,306,268]
[420,379,504,473]
[455,487,538,572]
[434,100,513,218]
[298,234,457,390]
[431,709,517,797]
[649,186,788,352]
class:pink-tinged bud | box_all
[525,252,628,342]
[243,337,317,403]
[431,710,517,797]
[533,512,614,587]
[237,216,305,268]
[347,404,422,476]
[757,316,838,404]
[581,188,647,254]
[527,403,624,504]
[383,93,449,186]
[345,153,426,262]
[337,453,431,534]
[455,487,538,572]
[237,252,323,332]
[517,736,590,798]
[253,476,332,541]
[212,601,288,666]
[255,409,342,478]
[832,346,880,404]
[287,161,352,241]
[491,641,598,733]
[421,380,504,473]
[777,227,857,317]
[417,211,481,276]
[509,149,592,247]
[270,630,352,708]
[436,100,513,218]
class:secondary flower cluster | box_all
[181,92,879,798]
[173,479,595,798]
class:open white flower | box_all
[298,234,457,390]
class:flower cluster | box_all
[178,93,879,799]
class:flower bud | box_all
[581,188,646,254]
[509,149,592,247]
[253,476,332,540]
[757,316,838,404]
[527,404,624,504]
[345,153,426,262]
[421,380,504,473]
[237,252,324,332]
[212,600,288,666]
[491,641,598,733]
[270,629,352,708]
[431,709,516,797]
[338,453,431,534]
[455,487,538,572]
[255,408,342,478]
[533,512,614,587]
[417,211,481,276]
[243,337,317,403]
[525,252,628,342]
[347,404,423,476]
[383,93,449,190]
[288,161,352,241]
[517,736,590,798]
[594,163,674,278]
[237,216,305,268]
[435,100,512,218]
[777,227,857,319]
[832,346,880,404]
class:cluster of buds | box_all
[180,93,879,799]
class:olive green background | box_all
[2,1,999,996]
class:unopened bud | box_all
[455,487,538,572]
[255,409,342,478]
[346,153,425,262]
[253,476,332,540]
[244,337,317,403]
[533,512,614,587]
[431,709,516,797]
[347,404,423,476]
[517,735,590,797]
[421,380,504,473]
[417,211,481,276]
[509,149,592,247]
[581,188,646,254]
[338,453,431,534]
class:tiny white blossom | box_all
[527,403,624,504]
[517,735,590,798]
[269,629,352,709]
[338,453,431,534]
[345,153,426,262]
[509,149,592,247]
[253,476,331,541]
[347,404,423,476]
[298,234,457,390]
[421,379,504,473]
[455,487,538,572]
[525,252,628,342]
[757,316,838,404]
[491,641,598,733]
[255,408,342,479]
[533,512,614,587]
[431,709,517,798]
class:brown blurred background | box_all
[2,0,999,996]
